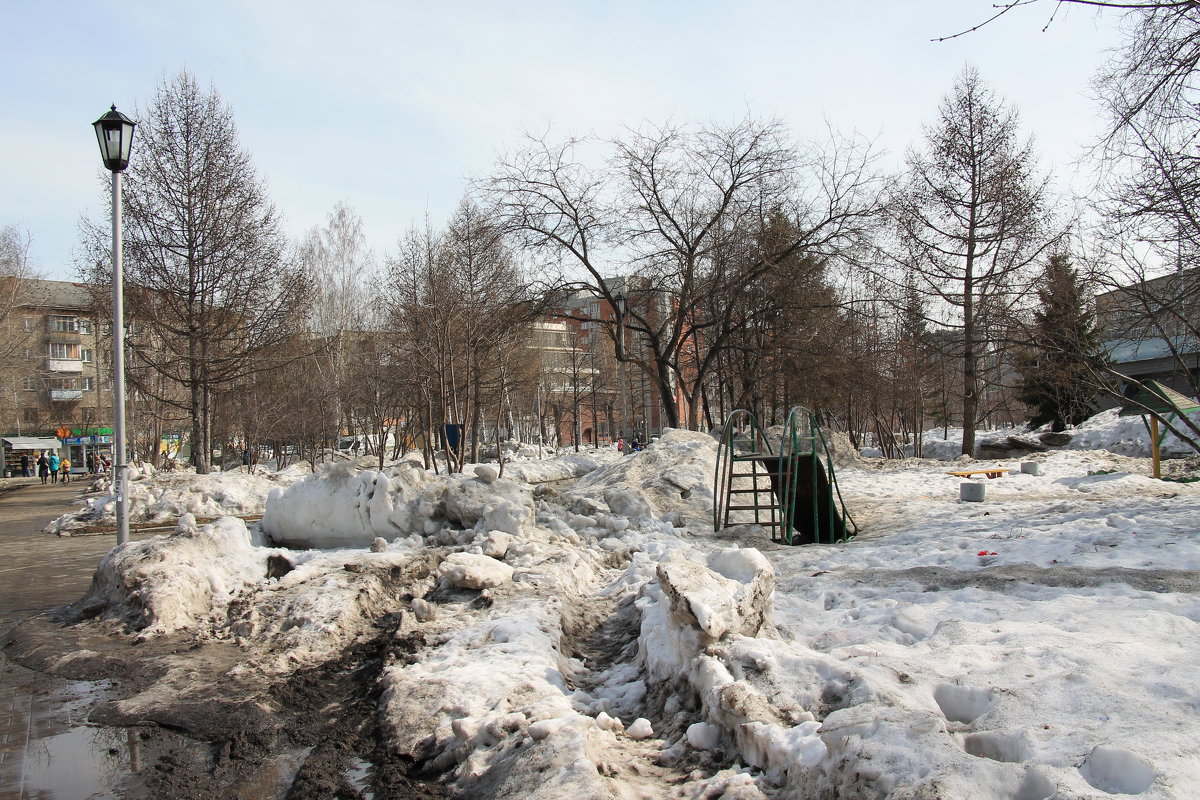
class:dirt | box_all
[3,607,453,799]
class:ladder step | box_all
[726,504,779,511]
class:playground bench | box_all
[947,468,1009,479]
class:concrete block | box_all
[960,481,986,502]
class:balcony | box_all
[49,389,84,402]
[47,358,84,373]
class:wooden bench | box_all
[947,468,1010,479]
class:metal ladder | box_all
[714,410,782,537]
[714,407,857,545]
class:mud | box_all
[3,608,451,799]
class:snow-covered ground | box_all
[62,423,1200,798]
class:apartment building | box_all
[0,278,114,466]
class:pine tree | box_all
[1018,254,1101,431]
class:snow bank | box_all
[907,407,1200,461]
[75,514,267,635]
[1066,407,1200,457]
[74,510,444,669]
[499,449,622,484]
[261,461,538,549]
[48,466,303,535]
[569,427,717,527]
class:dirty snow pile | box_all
[913,406,1200,460]
[46,462,308,535]
[501,447,624,484]
[68,424,1200,798]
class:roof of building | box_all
[1104,335,1200,364]
[7,278,96,311]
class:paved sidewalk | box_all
[0,480,118,624]
[0,481,142,799]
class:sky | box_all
[1,0,1129,281]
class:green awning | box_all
[1117,380,1200,416]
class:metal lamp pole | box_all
[93,105,136,546]
[614,291,631,441]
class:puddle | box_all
[346,756,375,799]
[224,746,312,799]
[18,723,311,800]
[8,671,352,798]
[21,725,142,799]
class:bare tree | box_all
[82,71,310,473]
[297,201,377,443]
[0,225,42,434]
[0,225,38,354]
[385,202,533,472]
[937,2,1197,48]
[892,67,1058,455]
[483,118,884,431]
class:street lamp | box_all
[93,105,135,545]
[613,289,631,441]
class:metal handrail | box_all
[714,409,775,533]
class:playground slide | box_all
[759,453,850,544]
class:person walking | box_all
[36,452,50,485]
[60,457,71,483]
[47,452,61,484]
[20,453,30,478]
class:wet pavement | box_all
[0,479,146,799]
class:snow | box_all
[63,417,1200,798]
[914,406,1200,460]
[438,552,515,589]
[47,463,306,535]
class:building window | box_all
[22,317,35,331]
[50,377,81,391]
[50,315,78,333]
[21,377,38,391]
[49,342,81,360]
[22,408,38,423]
[81,377,95,391]
[78,318,93,335]
[82,407,97,423]
[81,348,94,363]
[23,347,34,360]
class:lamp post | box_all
[613,290,631,441]
[93,105,135,545]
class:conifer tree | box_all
[1018,254,1101,431]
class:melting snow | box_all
[67,423,1200,798]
